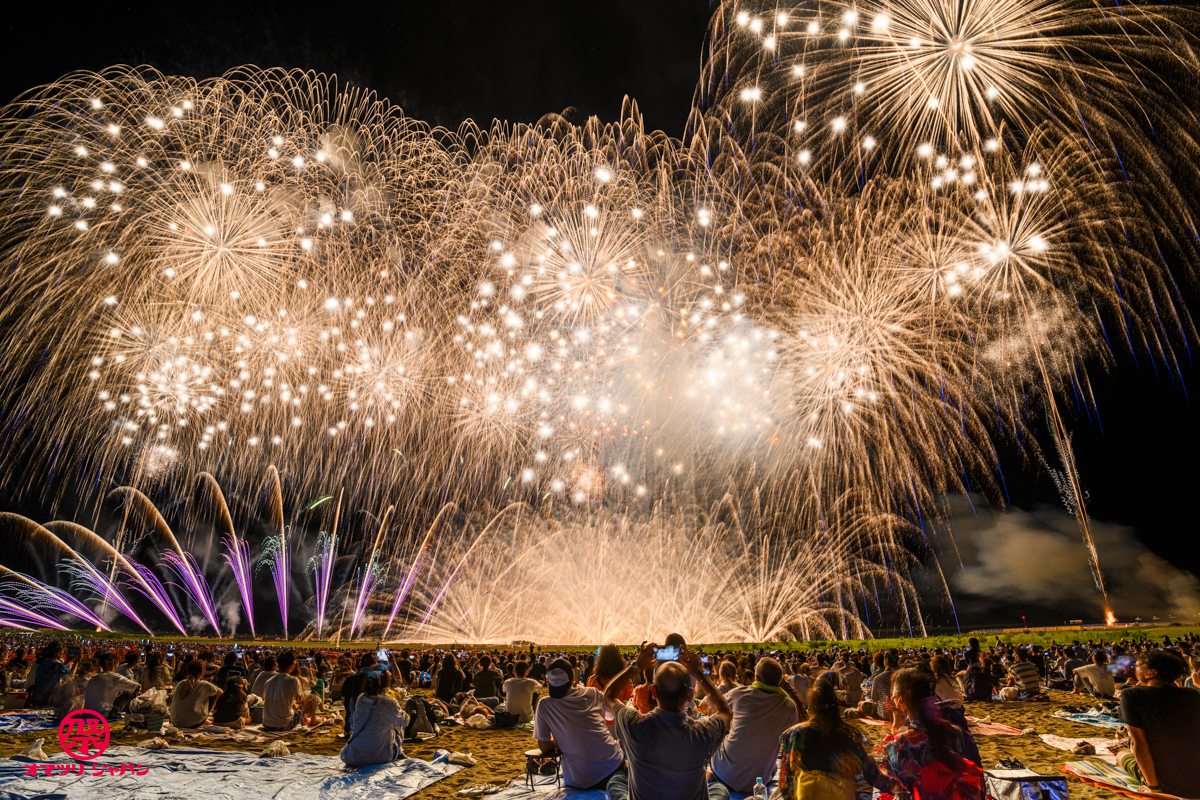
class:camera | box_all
[654,645,680,662]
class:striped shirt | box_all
[1008,661,1040,691]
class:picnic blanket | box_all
[1061,760,1185,800]
[0,744,464,800]
[1039,734,1122,764]
[1051,709,1126,730]
[858,716,1022,736]
[488,763,785,800]
[965,716,1023,736]
[173,721,324,743]
[0,712,58,733]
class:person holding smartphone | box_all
[603,644,733,800]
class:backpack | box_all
[404,697,440,739]
[492,709,521,728]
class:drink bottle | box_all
[753,777,768,798]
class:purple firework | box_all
[14,577,111,631]
[123,563,188,634]
[256,533,290,639]
[62,560,152,633]
[308,533,337,639]
[160,551,220,633]
[221,534,256,638]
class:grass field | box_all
[30,623,1200,652]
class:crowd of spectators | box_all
[0,629,1196,798]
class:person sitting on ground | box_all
[472,655,505,708]
[211,675,252,729]
[631,664,657,713]
[434,653,464,703]
[532,658,625,793]
[878,669,984,800]
[839,653,866,706]
[863,650,899,719]
[1072,650,1116,699]
[138,651,173,693]
[931,656,963,705]
[215,651,247,689]
[587,645,634,725]
[83,651,140,719]
[1185,655,1200,693]
[603,643,733,800]
[709,656,802,794]
[339,669,410,768]
[339,652,380,734]
[169,659,221,729]
[28,642,73,708]
[1115,649,1200,798]
[50,658,92,721]
[263,650,321,731]
[963,654,1000,702]
[713,660,739,697]
[1005,648,1041,698]
[503,660,541,724]
[116,651,141,679]
[778,673,906,800]
[250,655,277,700]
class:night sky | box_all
[3,0,1198,628]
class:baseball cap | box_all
[546,659,573,698]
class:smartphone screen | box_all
[654,645,680,661]
[701,656,710,663]
[376,648,389,662]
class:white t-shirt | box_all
[83,671,140,716]
[169,679,220,728]
[1074,664,1116,696]
[532,686,623,789]
[251,669,275,700]
[934,675,964,704]
[263,673,303,728]
[709,686,799,793]
[503,676,541,717]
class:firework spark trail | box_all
[0,0,1194,634]
[160,551,220,633]
[221,534,256,637]
[123,561,188,634]
[309,530,339,640]
[45,520,187,633]
[0,596,71,631]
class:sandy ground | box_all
[0,690,1126,799]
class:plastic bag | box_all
[129,688,168,714]
[138,738,169,750]
[261,740,291,758]
[19,738,48,760]
[463,713,491,729]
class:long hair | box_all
[930,656,955,684]
[595,645,625,683]
[891,668,963,769]
[804,672,853,749]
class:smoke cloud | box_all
[222,601,241,637]
[927,495,1200,623]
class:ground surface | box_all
[0,688,1129,799]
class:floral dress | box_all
[877,720,984,800]
[778,723,898,800]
